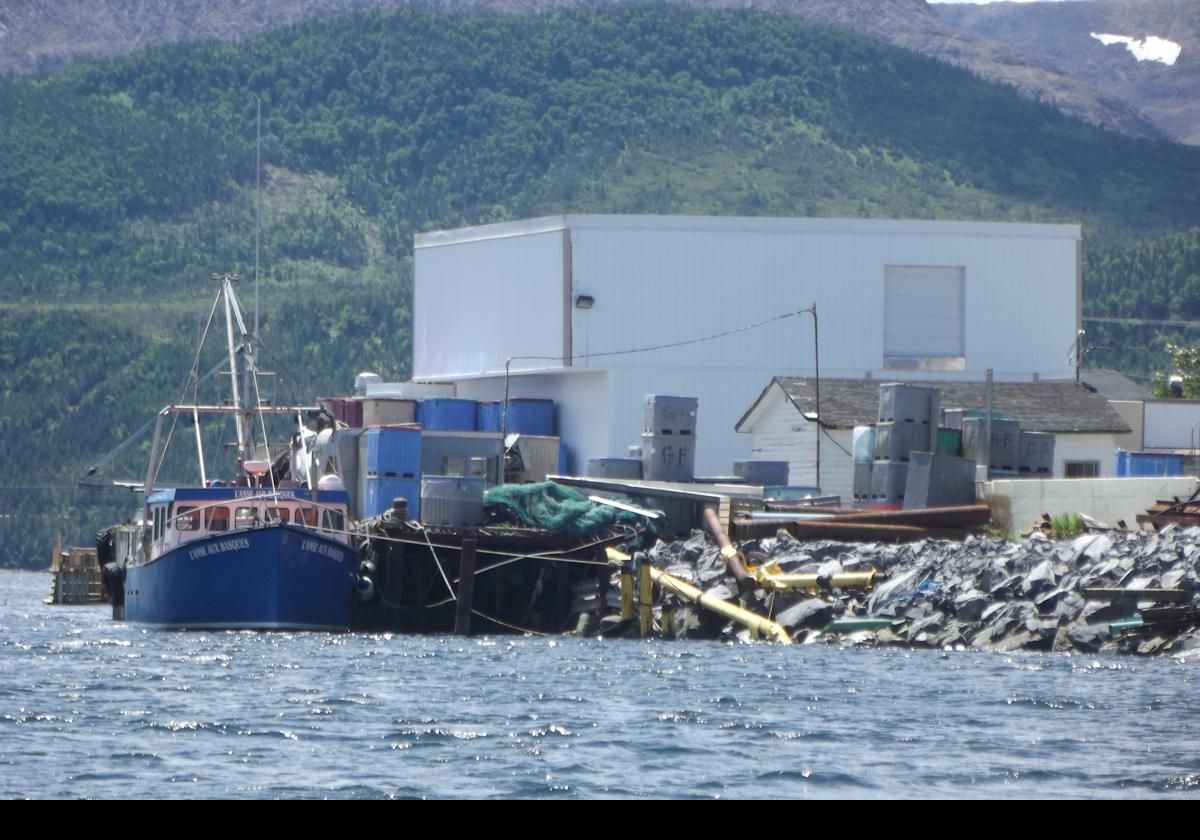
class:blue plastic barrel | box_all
[417,398,477,431]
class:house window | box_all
[1064,461,1100,478]
[884,265,966,371]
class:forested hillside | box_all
[2,7,1199,568]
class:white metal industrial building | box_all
[413,214,1082,475]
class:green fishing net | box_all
[484,481,663,537]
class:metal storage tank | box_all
[421,476,486,526]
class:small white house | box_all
[413,214,1082,474]
[735,377,1132,500]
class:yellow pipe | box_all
[753,568,877,593]
[648,565,793,645]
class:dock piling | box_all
[454,538,477,636]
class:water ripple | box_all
[1,571,1198,798]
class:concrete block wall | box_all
[982,476,1200,532]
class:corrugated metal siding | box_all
[1143,401,1200,449]
[416,216,1081,476]
[414,229,566,378]
[569,221,1077,380]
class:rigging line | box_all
[469,609,550,637]
[249,363,281,507]
[418,525,458,602]
[480,553,608,573]
[250,334,326,402]
[156,291,224,488]
[362,528,620,565]
[407,596,549,636]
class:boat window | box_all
[265,507,290,524]
[206,506,230,532]
[321,510,345,532]
[235,507,257,529]
[175,506,199,531]
[296,508,318,527]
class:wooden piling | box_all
[454,538,477,636]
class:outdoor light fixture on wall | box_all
[575,295,595,310]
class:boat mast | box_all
[214,273,257,469]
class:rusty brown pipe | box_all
[704,506,756,593]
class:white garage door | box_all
[884,265,965,370]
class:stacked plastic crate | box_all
[359,426,422,518]
[642,396,698,482]
[872,384,939,506]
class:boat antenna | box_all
[254,95,261,348]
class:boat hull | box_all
[123,525,358,630]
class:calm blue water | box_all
[2,570,1198,799]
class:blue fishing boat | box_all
[125,486,358,630]
[114,274,365,630]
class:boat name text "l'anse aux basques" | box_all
[233,489,299,499]
[188,538,252,560]
[302,539,345,559]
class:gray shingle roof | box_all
[1076,369,1152,402]
[753,377,1131,434]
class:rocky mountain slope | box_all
[0,0,1183,143]
[936,0,1199,145]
